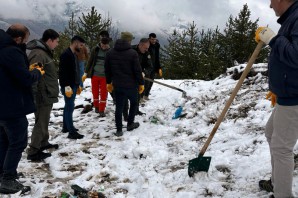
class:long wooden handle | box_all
[144,77,186,94]
[199,41,264,156]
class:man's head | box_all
[70,35,86,53]
[121,32,134,43]
[42,29,59,50]
[138,38,150,53]
[6,23,30,44]
[270,0,296,16]
[149,33,157,45]
[99,30,109,39]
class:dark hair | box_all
[101,37,110,45]
[149,33,156,38]
[99,30,109,38]
[139,38,149,44]
[71,35,85,44]
[6,24,30,39]
[42,29,59,42]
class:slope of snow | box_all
[9,63,298,197]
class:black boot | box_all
[127,122,140,131]
[68,131,84,139]
[114,128,123,137]
[40,143,59,151]
[0,179,24,194]
[27,150,51,161]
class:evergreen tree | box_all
[77,6,111,49]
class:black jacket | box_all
[132,44,153,76]
[59,47,80,87]
[0,29,41,119]
[105,39,144,88]
[148,42,161,72]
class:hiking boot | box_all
[81,104,93,114]
[127,122,140,131]
[98,111,106,117]
[136,110,145,116]
[259,179,274,193]
[27,150,51,161]
[95,107,99,113]
[62,128,78,133]
[68,132,84,139]
[0,179,24,194]
[40,143,59,151]
[114,129,123,137]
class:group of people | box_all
[0,23,161,194]
[1,0,298,196]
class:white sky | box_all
[0,0,280,34]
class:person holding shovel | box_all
[255,0,298,197]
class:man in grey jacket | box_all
[26,29,60,161]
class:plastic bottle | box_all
[172,106,183,119]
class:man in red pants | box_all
[83,31,110,117]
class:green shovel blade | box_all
[188,155,211,177]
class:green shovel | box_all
[188,41,264,177]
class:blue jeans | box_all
[0,116,28,179]
[61,86,77,133]
[114,87,138,130]
[79,61,85,88]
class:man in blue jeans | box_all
[59,35,86,139]
[0,24,42,194]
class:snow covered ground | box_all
[7,63,298,197]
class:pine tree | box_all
[77,6,111,49]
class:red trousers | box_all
[91,76,107,112]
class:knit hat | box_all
[121,32,134,42]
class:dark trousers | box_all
[144,71,155,97]
[114,87,138,130]
[61,86,77,133]
[0,116,28,179]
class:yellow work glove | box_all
[107,84,113,93]
[138,85,144,94]
[266,91,277,107]
[159,69,162,77]
[35,67,45,75]
[82,73,87,82]
[65,86,73,98]
[255,27,276,44]
[29,62,43,71]
[76,86,82,95]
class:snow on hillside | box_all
[9,64,298,197]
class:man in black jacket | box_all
[0,24,42,194]
[26,29,60,161]
[145,33,162,100]
[132,38,153,114]
[59,35,85,139]
[105,32,144,136]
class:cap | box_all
[121,32,134,42]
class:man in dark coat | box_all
[59,35,86,139]
[145,33,162,100]
[132,38,153,115]
[26,29,60,161]
[0,24,42,194]
[255,0,298,197]
[105,32,144,136]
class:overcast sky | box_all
[0,0,280,35]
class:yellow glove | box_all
[29,62,43,71]
[159,69,162,77]
[139,85,144,94]
[65,86,73,98]
[266,91,277,107]
[76,86,82,95]
[255,27,276,44]
[82,73,87,82]
[35,67,45,75]
[107,84,113,93]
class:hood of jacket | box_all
[27,39,53,57]
[114,39,132,51]
[0,29,16,49]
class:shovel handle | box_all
[144,77,187,96]
[199,41,264,156]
